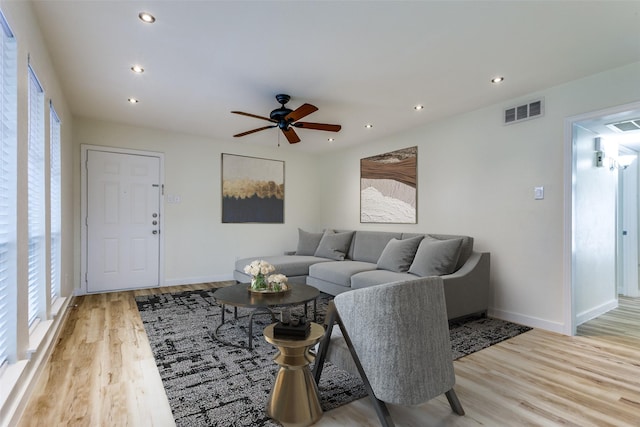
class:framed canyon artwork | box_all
[360,146,417,223]
[221,153,284,223]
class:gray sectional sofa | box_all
[233,229,490,319]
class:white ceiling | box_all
[31,1,640,153]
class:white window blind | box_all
[0,10,17,370]
[27,65,45,328]
[49,103,60,302]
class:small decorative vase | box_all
[251,274,267,291]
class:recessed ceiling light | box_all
[365,124,373,129]
[138,12,156,23]
[414,105,424,111]
[491,76,504,84]
[328,137,335,142]
[131,64,144,73]
[128,98,139,104]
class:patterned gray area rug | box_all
[136,288,531,426]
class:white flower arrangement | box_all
[243,260,275,276]
[244,260,287,292]
[267,274,287,285]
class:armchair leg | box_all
[312,302,337,384]
[369,395,394,427]
[445,389,465,415]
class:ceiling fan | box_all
[232,94,341,144]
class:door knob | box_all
[152,213,158,218]
[152,220,157,225]
[152,230,158,235]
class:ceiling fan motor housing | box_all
[271,94,293,129]
[270,107,293,126]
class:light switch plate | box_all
[534,186,544,200]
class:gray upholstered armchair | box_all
[312,277,464,426]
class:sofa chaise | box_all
[233,229,490,319]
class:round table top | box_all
[213,282,320,309]
[263,322,325,348]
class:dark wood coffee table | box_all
[212,282,320,349]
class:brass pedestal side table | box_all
[263,322,325,427]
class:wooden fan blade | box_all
[293,122,341,132]
[285,103,318,122]
[234,125,276,137]
[231,111,276,123]
[282,127,301,144]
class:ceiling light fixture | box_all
[491,76,504,84]
[328,137,335,142]
[131,65,144,74]
[128,98,139,104]
[414,105,424,111]
[138,12,156,23]
[365,124,373,129]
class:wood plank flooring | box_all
[17,285,640,427]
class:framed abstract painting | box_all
[360,146,417,223]
[221,153,284,223]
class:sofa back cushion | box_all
[408,236,464,277]
[348,231,403,263]
[376,236,424,273]
[314,230,355,261]
[402,233,473,271]
[295,228,324,255]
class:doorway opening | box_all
[567,101,640,335]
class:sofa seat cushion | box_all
[308,261,378,287]
[350,270,417,290]
[235,255,331,278]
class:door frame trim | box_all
[80,144,165,294]
[564,100,640,335]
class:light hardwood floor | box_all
[17,286,640,427]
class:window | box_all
[27,65,45,327]
[0,10,16,371]
[49,103,60,303]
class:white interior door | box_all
[86,149,161,292]
[620,146,640,297]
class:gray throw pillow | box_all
[376,236,424,273]
[314,230,355,261]
[408,237,464,277]
[295,228,324,256]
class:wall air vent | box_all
[605,119,640,133]
[504,99,544,125]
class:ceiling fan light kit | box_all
[232,94,341,144]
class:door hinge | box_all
[84,272,88,283]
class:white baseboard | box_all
[71,275,235,295]
[488,307,566,334]
[162,274,234,287]
[575,298,618,326]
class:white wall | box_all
[72,118,323,288]
[316,61,640,333]
[71,62,640,332]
